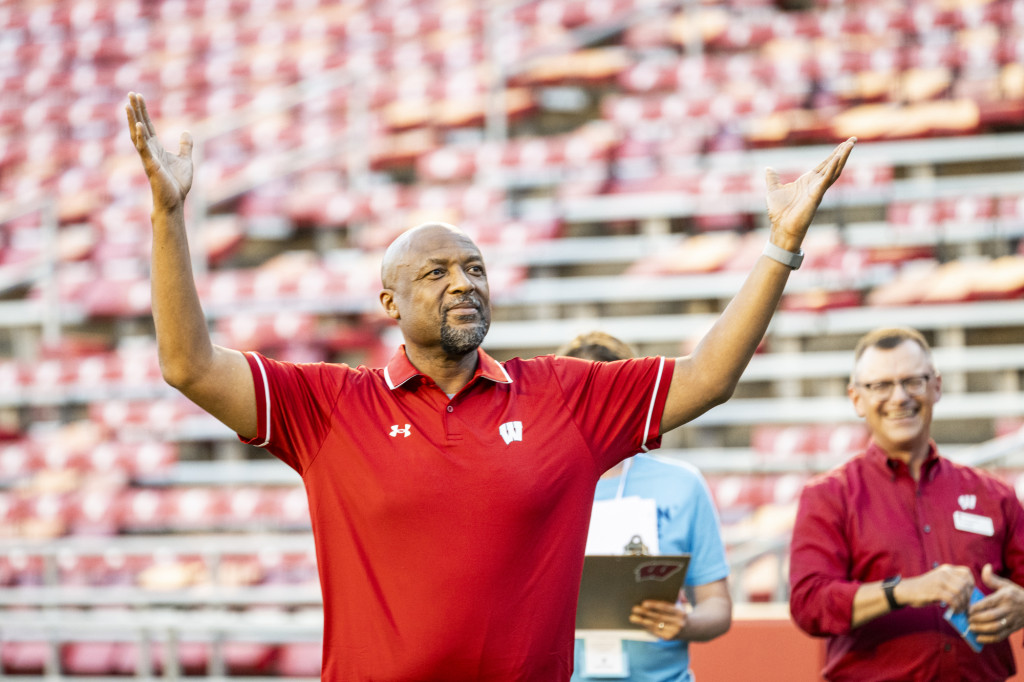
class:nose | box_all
[888,381,913,401]
[447,266,475,294]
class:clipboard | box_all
[575,554,691,630]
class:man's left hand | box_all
[969,564,1024,643]
[765,137,855,251]
[630,599,686,640]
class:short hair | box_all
[556,331,636,362]
[851,327,935,380]
[853,327,932,362]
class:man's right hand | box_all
[897,564,975,613]
[125,92,193,212]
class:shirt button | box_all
[933,561,940,568]
[923,524,931,533]
[446,406,453,413]
[944,643,952,652]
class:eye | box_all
[468,264,485,275]
[428,268,445,277]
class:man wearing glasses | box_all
[789,327,1024,681]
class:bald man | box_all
[127,92,855,681]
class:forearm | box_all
[850,580,893,629]
[150,205,215,389]
[678,594,732,642]
[664,255,792,429]
[694,254,791,383]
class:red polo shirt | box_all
[789,441,1024,681]
[241,346,674,681]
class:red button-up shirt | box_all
[789,441,1024,681]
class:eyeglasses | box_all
[854,374,932,400]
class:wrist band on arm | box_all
[762,240,804,270]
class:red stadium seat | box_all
[2,641,51,675]
[62,642,129,675]
[751,425,818,460]
[277,641,322,677]
[223,641,280,675]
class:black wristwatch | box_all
[882,575,903,611]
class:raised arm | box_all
[126,92,257,439]
[660,137,856,432]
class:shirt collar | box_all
[867,439,942,478]
[383,345,513,390]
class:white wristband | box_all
[763,241,804,269]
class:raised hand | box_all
[765,137,856,249]
[125,92,194,212]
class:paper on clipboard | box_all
[585,496,660,556]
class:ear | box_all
[379,289,400,320]
[932,372,942,404]
[848,383,867,418]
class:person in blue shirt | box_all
[560,332,733,682]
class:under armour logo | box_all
[499,421,523,444]
[390,424,411,438]
[958,494,977,510]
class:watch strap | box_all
[762,241,804,269]
[883,576,903,611]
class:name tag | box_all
[582,633,629,678]
[953,511,994,536]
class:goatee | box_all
[440,319,489,356]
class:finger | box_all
[136,93,157,137]
[765,167,781,192]
[126,103,140,146]
[178,131,194,159]
[968,611,1005,632]
[127,93,145,134]
[970,589,1009,619]
[981,563,1011,590]
[827,137,857,184]
[134,122,150,156]
[813,137,856,191]
[629,611,659,631]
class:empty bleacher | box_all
[1,0,1023,677]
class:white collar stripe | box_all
[640,356,666,453]
[249,352,272,448]
[384,365,396,390]
[496,361,513,383]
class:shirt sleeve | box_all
[999,483,1024,588]
[788,474,861,637]
[237,351,343,475]
[550,355,675,472]
[678,468,730,587]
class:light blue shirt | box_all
[572,454,729,681]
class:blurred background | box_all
[1,0,1023,678]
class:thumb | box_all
[982,563,1010,589]
[765,167,781,192]
[178,131,194,159]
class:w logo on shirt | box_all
[958,494,977,510]
[499,421,523,444]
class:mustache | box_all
[444,296,482,312]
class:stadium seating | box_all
[1,0,1023,676]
